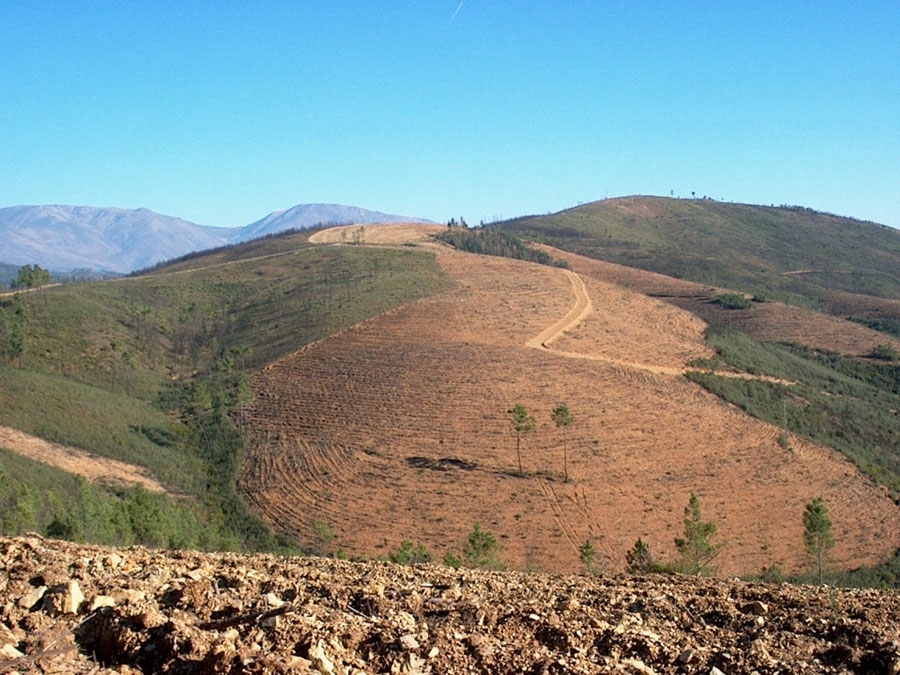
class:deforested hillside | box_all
[2,216,900,587]
[238,225,900,578]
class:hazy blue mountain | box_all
[0,205,229,275]
[0,262,19,288]
[233,203,432,242]
[0,203,432,275]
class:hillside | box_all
[238,224,900,577]
[503,197,900,319]
[0,226,451,552]
[3,214,900,585]
[2,534,899,674]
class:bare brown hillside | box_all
[0,426,168,494]
[545,247,900,357]
[238,227,900,577]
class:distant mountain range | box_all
[0,203,433,276]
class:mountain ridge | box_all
[0,203,434,276]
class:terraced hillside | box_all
[238,225,900,576]
[545,247,900,358]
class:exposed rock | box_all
[400,634,420,651]
[43,579,85,615]
[1,535,899,674]
[17,585,46,610]
[0,643,23,659]
[88,594,116,612]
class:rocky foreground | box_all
[1,536,899,674]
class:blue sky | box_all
[2,2,898,228]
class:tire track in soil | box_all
[536,477,580,557]
[523,269,594,561]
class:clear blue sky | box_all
[2,2,898,228]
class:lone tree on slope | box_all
[508,404,535,475]
[675,493,721,576]
[803,497,834,585]
[551,403,575,482]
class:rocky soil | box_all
[2,536,899,674]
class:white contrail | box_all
[451,1,464,22]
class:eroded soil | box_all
[238,226,900,576]
[2,535,900,674]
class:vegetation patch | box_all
[686,330,900,496]
[0,448,223,549]
[437,227,570,268]
[710,293,753,310]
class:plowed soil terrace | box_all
[238,225,900,576]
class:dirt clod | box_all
[1,535,899,673]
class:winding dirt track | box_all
[239,224,900,575]
[525,269,593,349]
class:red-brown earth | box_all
[2,534,900,674]
[237,225,900,577]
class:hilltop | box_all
[502,196,900,317]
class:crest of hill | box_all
[234,204,434,242]
[0,203,433,276]
[502,196,900,308]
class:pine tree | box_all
[579,539,598,574]
[463,523,504,569]
[674,493,720,575]
[551,404,575,482]
[508,404,535,474]
[626,537,655,573]
[803,497,834,585]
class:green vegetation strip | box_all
[0,234,451,553]
[686,330,900,495]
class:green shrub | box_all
[461,523,505,570]
[625,537,655,574]
[387,539,432,564]
[870,343,900,361]
[710,293,753,309]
